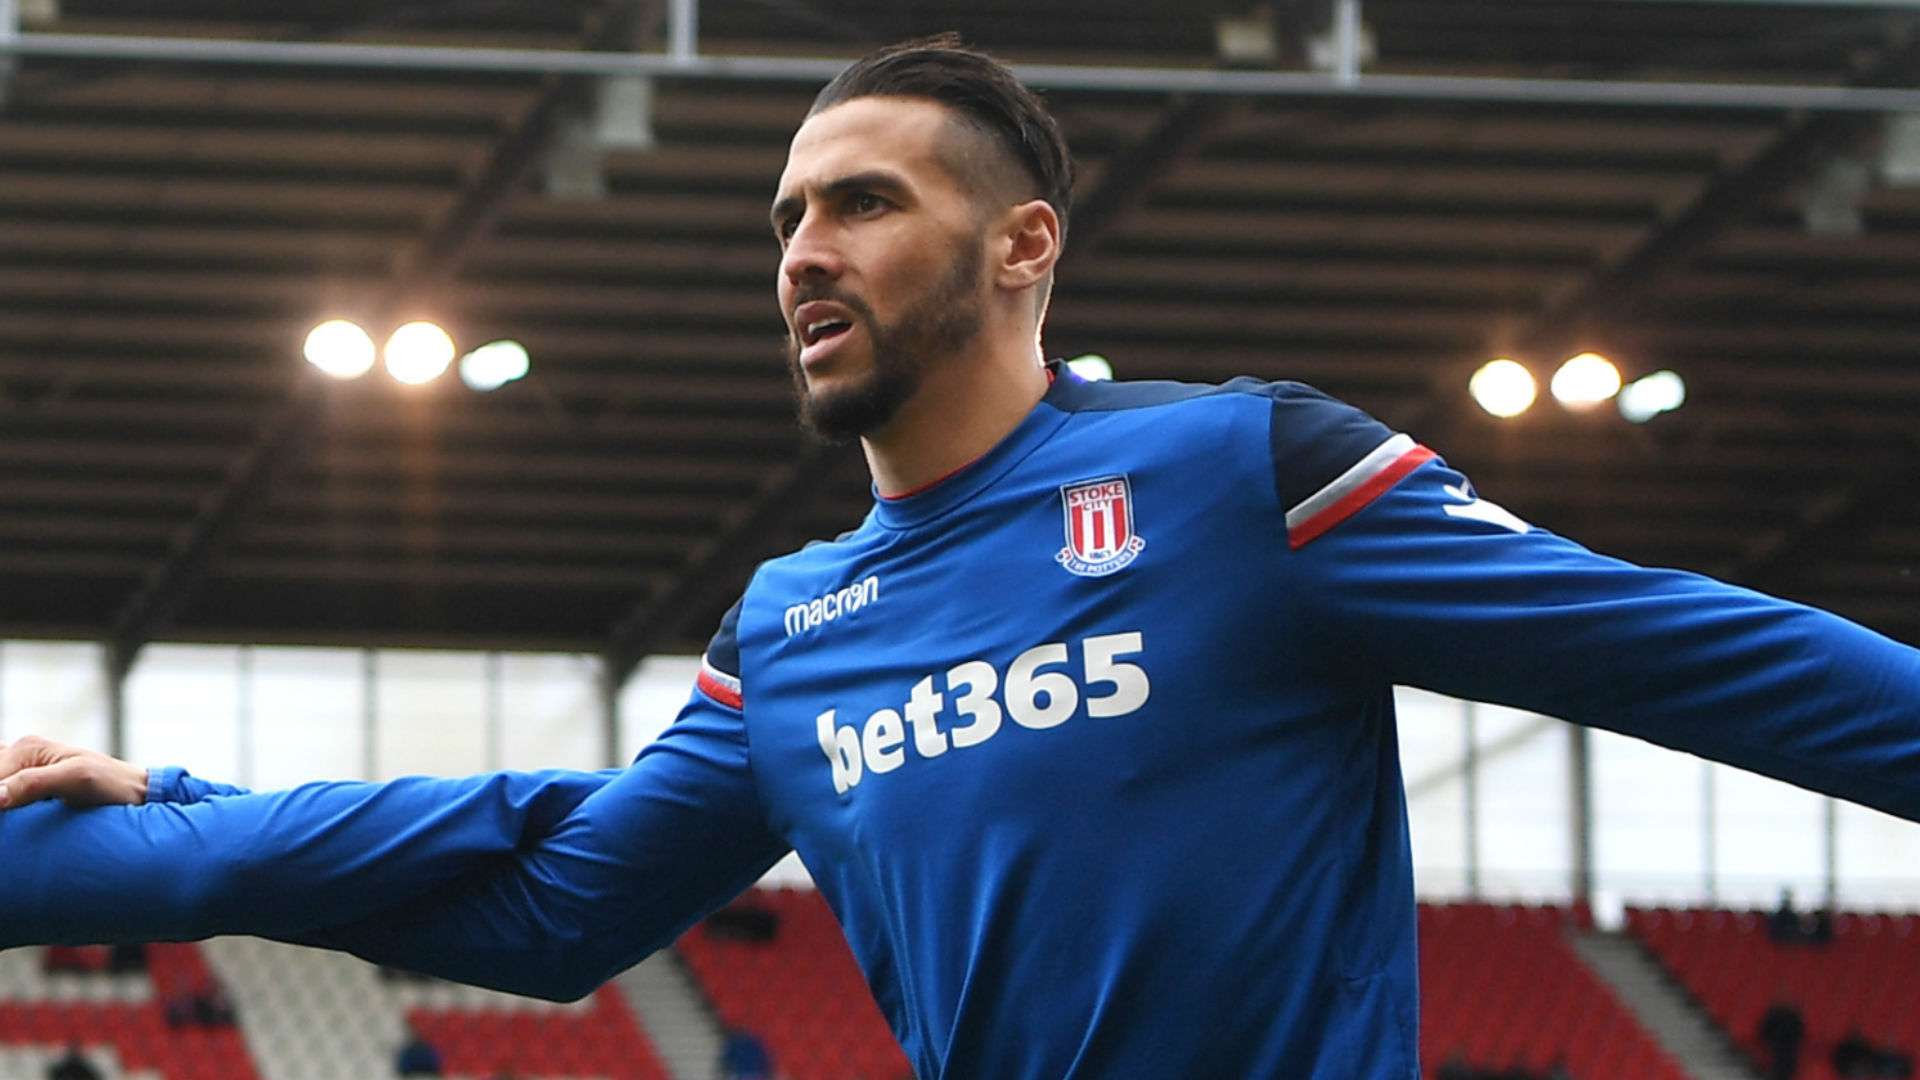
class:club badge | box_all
[1056,475,1146,577]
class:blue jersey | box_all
[6,363,1919,1079]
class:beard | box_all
[786,238,985,443]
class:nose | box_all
[780,214,844,286]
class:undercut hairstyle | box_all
[809,33,1074,244]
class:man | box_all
[3,34,1918,1080]
[46,1043,103,1080]
[1758,999,1806,1080]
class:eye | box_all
[776,215,799,242]
[849,191,887,215]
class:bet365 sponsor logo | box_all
[816,631,1150,794]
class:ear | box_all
[992,199,1062,293]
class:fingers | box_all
[0,761,65,810]
[0,735,43,785]
[0,736,147,810]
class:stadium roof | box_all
[2,0,1917,669]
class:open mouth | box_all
[802,318,853,346]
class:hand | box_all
[0,735,148,810]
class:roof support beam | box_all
[603,439,843,694]
[104,2,658,677]
[1061,95,1233,264]
[14,32,1920,112]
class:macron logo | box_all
[1442,483,1530,534]
[785,576,880,638]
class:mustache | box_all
[788,286,876,328]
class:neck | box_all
[862,334,1049,498]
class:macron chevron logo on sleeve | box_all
[1285,433,1435,549]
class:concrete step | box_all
[618,949,726,1080]
[1570,929,1759,1080]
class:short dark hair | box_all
[809,34,1074,242]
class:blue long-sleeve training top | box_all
[6,362,1919,1079]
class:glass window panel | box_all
[1836,802,1920,910]
[125,644,242,784]
[248,646,366,787]
[1713,763,1824,908]
[618,656,702,763]
[499,653,603,772]
[1397,687,1468,901]
[0,641,108,749]
[1476,707,1571,901]
[374,650,486,781]
[1593,730,1708,908]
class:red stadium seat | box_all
[1418,901,1689,1080]
[1628,907,1920,1080]
[679,887,914,1080]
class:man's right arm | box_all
[0,762,619,945]
[0,606,791,998]
[0,683,786,999]
[288,683,789,1000]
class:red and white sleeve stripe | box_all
[1284,433,1435,550]
[695,656,743,710]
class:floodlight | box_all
[1066,354,1113,382]
[460,340,532,392]
[1469,359,1536,419]
[303,320,376,380]
[1550,352,1622,408]
[385,321,456,385]
[1618,370,1687,423]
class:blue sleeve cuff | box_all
[145,765,182,804]
[144,766,249,804]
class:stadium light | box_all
[1550,352,1622,409]
[303,319,376,380]
[1066,354,1114,382]
[460,340,531,392]
[1468,358,1536,419]
[385,321,456,386]
[1617,370,1687,423]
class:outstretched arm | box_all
[1292,447,1920,820]
[0,758,619,946]
[0,605,789,999]
[287,691,789,1000]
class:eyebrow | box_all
[769,170,910,231]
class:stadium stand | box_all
[205,936,674,1080]
[408,987,669,1079]
[679,887,913,1080]
[1418,903,1687,1080]
[680,890,1690,1080]
[6,938,678,1080]
[0,943,256,1080]
[1628,906,1920,1080]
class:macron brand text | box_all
[786,576,881,638]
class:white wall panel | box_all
[373,650,487,780]
[247,646,365,787]
[125,644,242,784]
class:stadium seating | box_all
[0,943,257,1080]
[1628,906,1920,1080]
[408,987,671,1080]
[5,938,676,1080]
[1419,902,1689,1080]
[681,890,1689,1080]
[679,887,913,1080]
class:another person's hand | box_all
[0,736,147,810]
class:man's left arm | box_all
[1291,452,1920,821]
